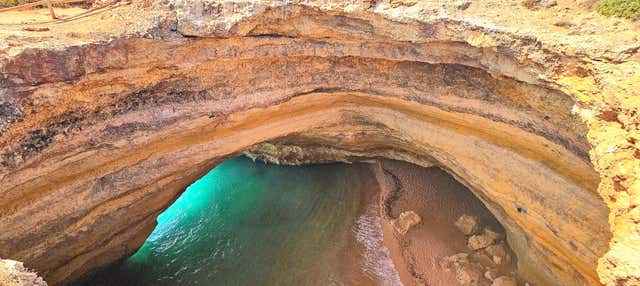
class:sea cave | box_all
[1,1,639,286]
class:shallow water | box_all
[82,157,401,286]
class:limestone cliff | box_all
[0,1,638,285]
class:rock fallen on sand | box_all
[455,214,481,235]
[391,211,421,235]
[454,262,484,286]
[491,276,517,286]
[439,253,470,270]
[486,243,508,265]
[440,253,486,285]
[484,268,500,281]
[468,228,501,250]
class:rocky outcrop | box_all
[0,259,48,286]
[440,215,521,286]
[0,1,638,285]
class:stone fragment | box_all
[484,268,500,281]
[439,253,470,270]
[391,211,421,235]
[454,262,484,286]
[455,214,480,235]
[485,242,507,258]
[472,251,495,268]
[455,0,472,10]
[388,0,418,8]
[468,229,501,250]
[491,276,517,286]
[522,0,557,9]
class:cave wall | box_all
[0,1,639,285]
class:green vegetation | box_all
[0,0,29,8]
[599,0,640,19]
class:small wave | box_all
[353,206,403,286]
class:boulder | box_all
[439,253,470,270]
[455,0,472,10]
[468,229,501,250]
[454,262,484,286]
[472,251,496,268]
[388,0,418,8]
[391,211,421,235]
[455,215,481,235]
[484,268,501,281]
[486,243,508,264]
[492,276,517,286]
[486,243,507,258]
[522,0,557,9]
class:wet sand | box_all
[370,159,516,286]
[341,166,403,286]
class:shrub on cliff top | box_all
[0,0,28,8]
[599,0,640,19]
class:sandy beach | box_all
[370,160,518,286]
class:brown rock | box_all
[388,0,418,8]
[486,243,507,258]
[522,0,557,9]
[473,251,496,268]
[440,253,470,270]
[468,229,501,250]
[455,215,481,235]
[391,211,421,235]
[484,268,500,281]
[491,276,517,286]
[455,0,472,10]
[455,262,484,286]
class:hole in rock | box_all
[75,157,519,286]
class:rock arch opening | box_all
[72,155,521,286]
[2,2,635,285]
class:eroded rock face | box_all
[0,1,638,285]
[0,259,47,286]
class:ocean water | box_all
[83,157,401,286]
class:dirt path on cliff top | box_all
[0,0,638,61]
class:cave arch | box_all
[1,2,635,286]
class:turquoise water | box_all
[83,157,401,286]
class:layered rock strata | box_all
[0,1,638,285]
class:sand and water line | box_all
[74,156,510,286]
[78,157,401,285]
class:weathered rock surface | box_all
[468,229,502,250]
[0,1,638,285]
[441,214,522,285]
[0,259,47,286]
[491,276,517,286]
[456,215,481,235]
[391,211,422,235]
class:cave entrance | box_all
[75,156,515,286]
